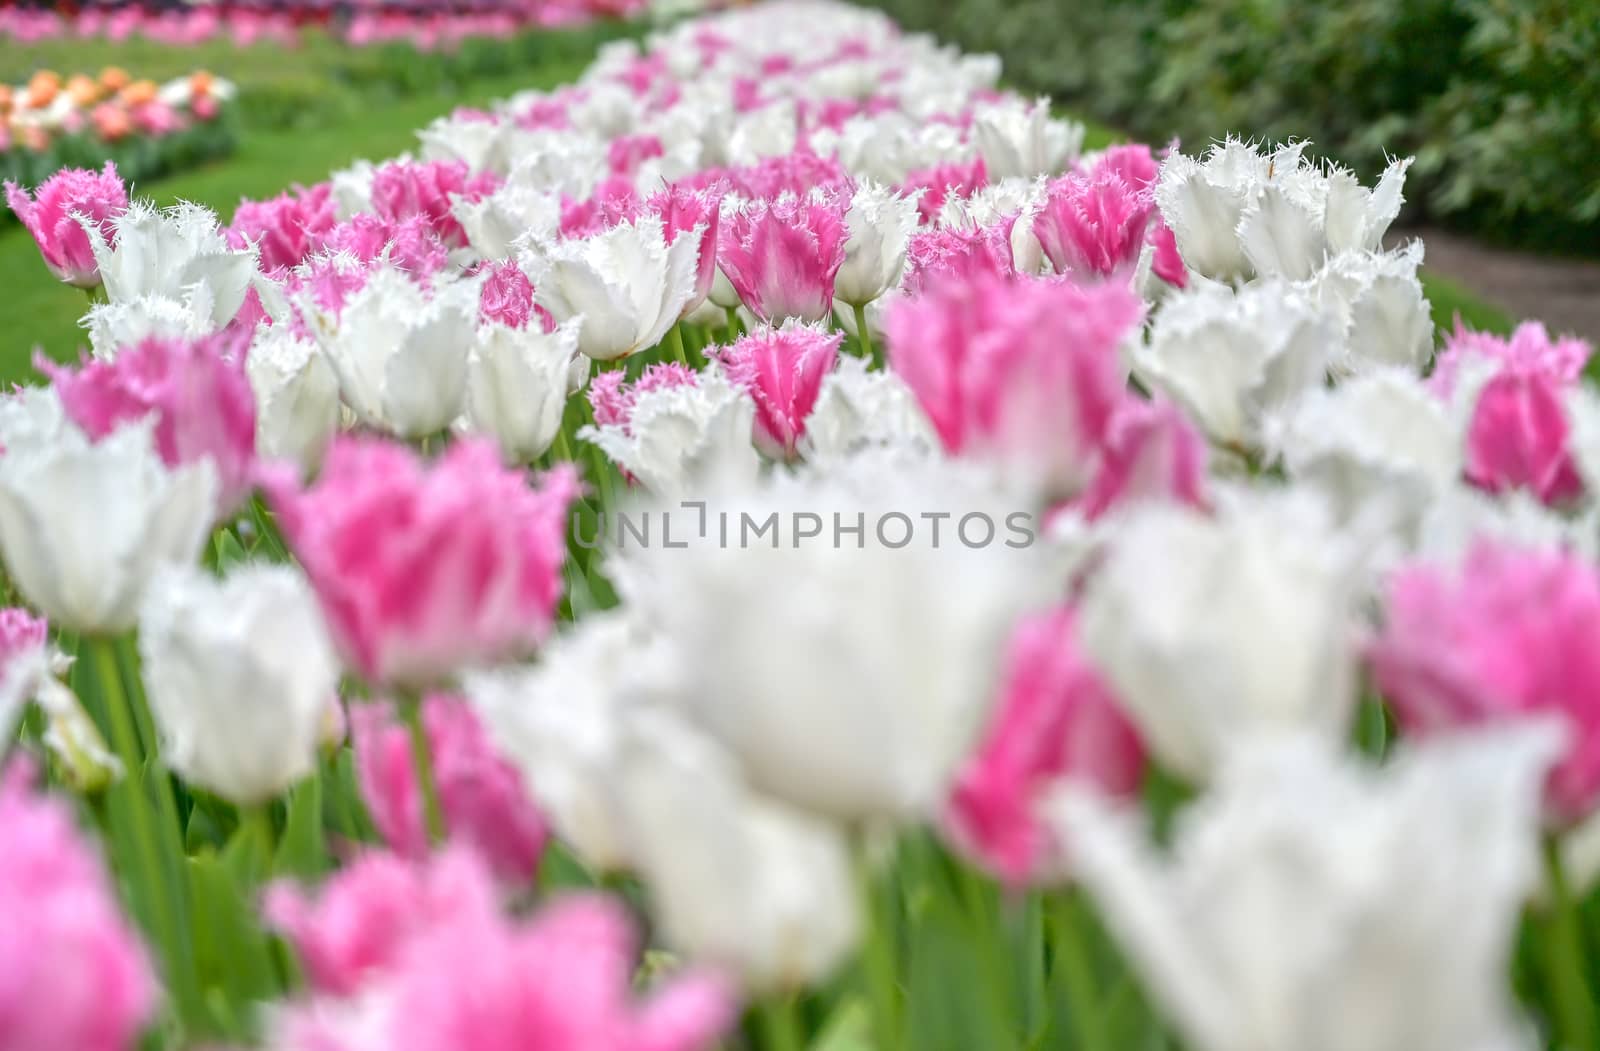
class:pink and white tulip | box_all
[4,162,128,287]
[717,320,841,461]
[718,193,849,323]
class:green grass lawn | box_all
[0,60,586,382]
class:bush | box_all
[867,0,1600,254]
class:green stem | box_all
[724,305,743,338]
[397,695,446,846]
[667,323,691,368]
[758,996,805,1051]
[1543,835,1598,1051]
[90,637,191,1015]
[852,303,879,369]
[855,844,900,1051]
[1053,891,1109,1051]
[551,426,575,465]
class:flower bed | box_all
[2,2,1599,1050]
[1,68,235,199]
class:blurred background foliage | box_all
[869,0,1600,255]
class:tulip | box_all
[800,355,938,460]
[1032,167,1155,281]
[833,180,920,307]
[40,332,257,517]
[245,327,341,478]
[887,273,1142,498]
[265,437,577,687]
[227,184,338,276]
[452,178,561,261]
[80,200,258,331]
[717,320,840,461]
[614,706,859,991]
[352,696,548,884]
[4,161,127,287]
[0,388,215,634]
[530,214,700,361]
[1370,539,1600,822]
[945,605,1145,887]
[1136,279,1336,452]
[1053,725,1559,1051]
[615,453,1047,823]
[137,564,339,805]
[1076,398,1208,521]
[718,192,849,323]
[302,266,479,439]
[581,368,759,496]
[369,158,500,248]
[462,317,583,464]
[972,98,1082,180]
[1077,489,1362,782]
[1308,242,1433,375]
[0,760,158,1051]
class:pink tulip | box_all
[945,606,1145,886]
[369,159,501,248]
[40,333,257,516]
[725,150,850,201]
[229,184,338,275]
[719,193,849,323]
[1033,168,1155,280]
[902,223,1017,296]
[886,274,1143,496]
[1077,398,1208,520]
[266,438,578,687]
[352,695,547,884]
[1084,143,1161,189]
[479,259,553,331]
[1148,220,1188,288]
[0,759,158,1051]
[901,157,988,224]
[321,213,452,283]
[607,133,666,177]
[4,162,127,287]
[270,849,735,1051]
[265,847,502,997]
[559,176,642,240]
[1434,322,1593,505]
[647,183,724,313]
[718,321,841,461]
[589,363,698,432]
[1369,540,1600,821]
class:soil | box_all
[1399,225,1600,344]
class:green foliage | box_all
[868,0,1600,254]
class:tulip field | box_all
[2,2,1599,1050]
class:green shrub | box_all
[865,0,1600,254]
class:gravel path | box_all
[1401,226,1600,344]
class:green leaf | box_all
[187,853,281,1042]
[276,774,328,880]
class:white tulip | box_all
[451,179,561,261]
[138,564,339,804]
[461,318,583,464]
[1271,368,1461,532]
[1077,488,1361,782]
[1136,279,1337,451]
[302,266,479,438]
[615,453,1047,822]
[83,286,217,359]
[500,132,609,200]
[0,390,215,634]
[615,706,858,991]
[80,201,257,330]
[726,100,798,166]
[580,369,760,497]
[972,98,1082,180]
[1413,484,1600,565]
[1305,242,1434,375]
[418,113,510,176]
[834,181,922,308]
[246,327,341,476]
[800,356,938,460]
[528,215,699,362]
[1051,725,1558,1051]
[466,610,673,873]
[1156,139,1412,284]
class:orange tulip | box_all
[100,66,131,93]
[119,80,158,107]
[190,70,214,98]
[67,74,101,108]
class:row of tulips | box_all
[0,0,652,48]
[1,68,235,199]
[6,1,1600,1050]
